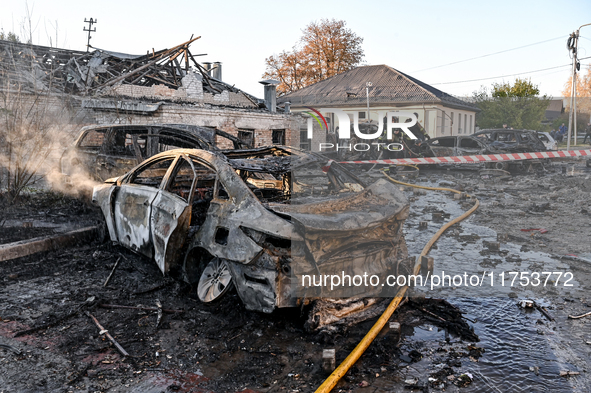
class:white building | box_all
[278,64,479,151]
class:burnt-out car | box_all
[423,129,548,158]
[92,147,410,313]
[472,129,547,153]
[422,135,496,157]
[60,124,250,183]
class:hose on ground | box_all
[315,170,479,393]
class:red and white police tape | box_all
[336,149,591,166]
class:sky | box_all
[1,0,590,99]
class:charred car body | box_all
[423,129,548,158]
[92,147,410,313]
[60,124,250,183]
[537,132,558,151]
[472,129,547,153]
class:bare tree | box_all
[0,41,78,203]
[263,19,365,96]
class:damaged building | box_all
[0,37,297,149]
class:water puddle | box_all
[397,179,590,392]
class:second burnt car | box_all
[472,129,547,153]
[60,124,250,184]
[421,135,494,157]
[92,147,411,313]
[422,129,548,158]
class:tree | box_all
[561,63,591,114]
[492,78,540,98]
[0,29,21,43]
[473,78,549,130]
[263,19,364,96]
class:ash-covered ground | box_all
[1,160,590,393]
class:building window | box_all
[238,129,254,147]
[458,113,462,134]
[469,115,472,134]
[358,111,366,119]
[272,129,285,145]
[441,111,446,135]
[299,128,310,150]
[450,112,454,134]
[464,114,467,134]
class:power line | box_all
[431,56,591,86]
[413,36,564,73]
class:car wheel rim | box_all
[197,258,232,302]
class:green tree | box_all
[0,29,21,43]
[492,78,540,98]
[473,78,549,130]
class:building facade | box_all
[277,65,478,151]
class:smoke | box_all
[45,153,103,200]
[0,88,101,202]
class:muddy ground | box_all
[1,159,590,393]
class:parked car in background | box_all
[472,129,547,152]
[92,147,411,314]
[422,135,497,157]
[60,124,250,183]
[421,129,549,170]
[537,131,558,151]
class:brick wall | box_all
[85,101,299,149]
[108,73,256,108]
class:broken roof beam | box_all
[95,36,200,90]
[144,73,178,88]
[187,51,221,93]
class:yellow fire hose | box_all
[315,169,479,393]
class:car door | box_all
[457,136,487,155]
[61,128,108,182]
[96,127,149,181]
[113,157,177,258]
[151,155,198,274]
[427,137,456,156]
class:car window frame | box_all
[162,154,199,203]
[77,128,109,150]
[122,155,180,190]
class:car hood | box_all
[266,179,409,262]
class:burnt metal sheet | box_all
[113,185,158,257]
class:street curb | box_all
[0,226,99,262]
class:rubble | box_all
[1,158,591,391]
[0,37,261,106]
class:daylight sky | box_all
[1,0,590,99]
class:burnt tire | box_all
[183,248,234,303]
[493,161,509,170]
[196,257,233,303]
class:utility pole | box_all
[566,23,591,150]
[366,82,372,122]
[83,18,97,52]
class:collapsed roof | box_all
[0,36,261,107]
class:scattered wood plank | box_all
[103,257,122,287]
[559,371,580,377]
[568,311,591,319]
[98,303,184,314]
[14,299,92,337]
[533,302,554,321]
[86,312,129,357]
